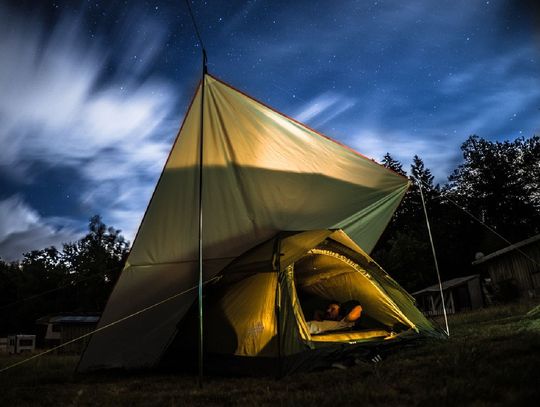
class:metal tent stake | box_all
[417,180,450,336]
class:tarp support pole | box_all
[197,50,208,388]
[184,0,209,386]
[417,180,450,336]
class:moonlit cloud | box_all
[0,8,176,170]
[348,128,458,183]
[0,4,180,258]
[295,93,356,128]
[80,179,156,242]
[0,196,81,261]
[435,47,540,140]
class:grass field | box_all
[1,302,539,406]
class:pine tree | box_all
[373,155,443,291]
[381,152,407,176]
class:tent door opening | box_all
[286,243,415,344]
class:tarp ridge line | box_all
[206,73,409,181]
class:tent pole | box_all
[273,236,283,379]
[276,281,282,379]
[417,180,450,336]
[197,51,208,388]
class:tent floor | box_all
[310,328,391,344]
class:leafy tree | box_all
[0,216,129,335]
[0,248,68,334]
[374,135,540,293]
[62,215,129,311]
[0,259,22,333]
[517,135,540,211]
[445,135,540,248]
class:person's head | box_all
[325,301,341,320]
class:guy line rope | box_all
[414,178,450,336]
[0,275,220,374]
[413,175,540,337]
[416,177,540,269]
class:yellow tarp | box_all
[79,75,409,371]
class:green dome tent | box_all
[78,75,441,374]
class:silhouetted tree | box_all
[62,215,129,311]
[0,216,129,335]
[381,152,406,176]
[374,135,540,292]
[445,135,540,247]
[373,154,441,290]
[521,135,540,210]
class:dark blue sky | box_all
[0,0,539,260]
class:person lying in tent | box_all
[325,300,363,323]
[307,300,398,334]
[307,300,363,334]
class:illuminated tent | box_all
[78,75,439,374]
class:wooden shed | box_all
[472,234,540,301]
[413,275,484,316]
[36,313,100,354]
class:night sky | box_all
[0,0,539,260]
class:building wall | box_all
[415,290,455,316]
[44,323,61,341]
[60,325,96,354]
[467,277,484,309]
[485,243,540,298]
[414,279,483,316]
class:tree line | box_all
[0,216,129,335]
[0,134,538,334]
[373,134,540,291]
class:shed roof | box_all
[412,275,479,296]
[472,234,540,266]
[36,313,100,325]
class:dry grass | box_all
[1,301,539,406]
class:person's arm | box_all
[343,305,363,322]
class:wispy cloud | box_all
[80,179,157,242]
[348,128,458,183]
[335,42,540,183]
[0,6,176,172]
[295,93,356,128]
[435,46,540,139]
[0,4,180,257]
[0,196,81,261]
